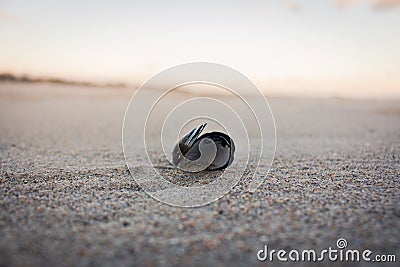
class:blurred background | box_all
[0,0,399,98]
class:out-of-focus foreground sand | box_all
[0,83,399,266]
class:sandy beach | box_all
[0,82,399,266]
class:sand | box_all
[0,82,399,266]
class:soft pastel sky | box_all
[1,0,399,98]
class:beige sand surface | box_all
[0,82,399,266]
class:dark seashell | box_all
[172,123,235,171]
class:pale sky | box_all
[1,0,399,98]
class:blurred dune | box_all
[0,73,129,89]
